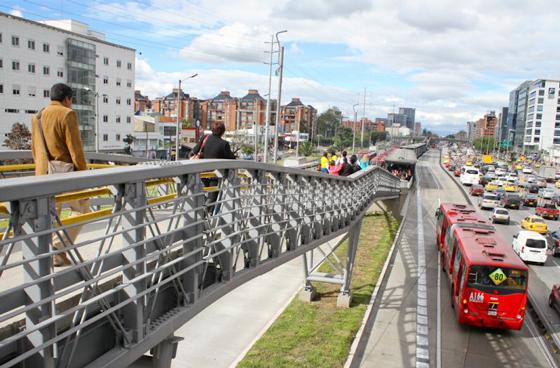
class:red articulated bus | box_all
[435,203,489,270]
[436,203,529,330]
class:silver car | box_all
[491,208,510,224]
[480,193,499,210]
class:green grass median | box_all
[238,212,399,368]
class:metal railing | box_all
[0,160,401,368]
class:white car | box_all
[512,230,548,265]
[539,188,555,199]
[491,208,510,224]
[460,166,480,186]
[480,193,499,210]
[523,167,533,174]
[496,168,507,176]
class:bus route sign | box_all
[489,268,507,285]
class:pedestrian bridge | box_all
[0,155,402,368]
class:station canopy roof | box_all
[385,148,417,165]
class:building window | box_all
[103,115,108,122]
[116,60,122,68]
[535,121,542,128]
[28,40,35,50]
[557,114,560,121]
[103,134,108,142]
[555,138,560,145]
[126,80,132,88]
[0,58,2,68]
[539,90,545,96]
[103,57,109,65]
[57,69,64,78]
[28,63,35,73]
[103,76,108,84]
[28,86,36,97]
[57,46,64,56]
[535,129,541,135]
[536,113,542,119]
[11,36,19,47]
[116,78,121,86]
[12,85,20,95]
[0,33,2,43]
[127,62,132,70]
[116,115,121,123]
[116,134,121,141]
[43,66,50,75]
[5,109,20,113]
[538,97,544,104]
[116,97,121,104]
[126,116,131,123]
[103,94,108,103]
[43,89,50,98]
[0,84,3,94]
[43,43,50,53]
[534,137,540,143]
[126,98,131,105]
[537,105,543,112]
[12,60,20,71]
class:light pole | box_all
[176,73,198,161]
[273,31,287,164]
[352,103,358,154]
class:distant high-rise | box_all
[497,107,508,142]
[398,107,416,130]
[387,113,407,126]
[509,80,532,151]
[467,121,477,142]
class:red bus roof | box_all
[454,226,528,271]
[440,203,489,226]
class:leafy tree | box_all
[473,136,497,153]
[370,131,388,144]
[3,123,31,150]
[299,141,314,157]
[446,134,455,139]
[317,108,341,138]
[182,118,193,129]
[334,126,353,151]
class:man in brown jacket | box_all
[31,83,90,266]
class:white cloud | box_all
[9,7,23,17]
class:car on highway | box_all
[500,192,521,209]
[480,175,493,186]
[494,188,506,200]
[480,192,499,210]
[539,188,555,200]
[485,182,498,192]
[469,184,485,196]
[556,180,560,189]
[537,178,548,188]
[527,183,540,194]
[491,208,510,224]
[513,230,548,265]
[454,169,461,177]
[523,167,533,174]
[448,164,456,172]
[520,215,548,234]
[535,203,559,220]
[460,166,480,185]
[503,183,518,192]
[496,167,507,176]
[549,285,560,312]
[522,193,539,207]
[526,175,537,184]
[547,229,560,257]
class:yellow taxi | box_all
[485,182,498,192]
[556,180,560,189]
[516,164,523,170]
[503,183,517,192]
[520,215,548,234]
[466,160,473,166]
[535,163,542,168]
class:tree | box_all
[299,141,314,157]
[317,108,341,138]
[370,131,388,144]
[3,123,31,150]
[182,118,193,129]
[473,136,497,153]
[334,126,353,151]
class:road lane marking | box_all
[525,314,559,368]
[416,167,430,368]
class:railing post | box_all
[337,217,363,308]
[212,169,238,280]
[120,181,147,344]
[17,197,56,368]
[180,174,205,303]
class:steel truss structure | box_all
[0,159,401,368]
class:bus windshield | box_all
[467,265,527,294]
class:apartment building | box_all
[474,111,498,139]
[238,89,266,129]
[0,12,135,151]
[280,98,317,135]
[134,90,151,114]
[522,79,560,152]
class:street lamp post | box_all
[176,73,198,161]
[352,103,358,154]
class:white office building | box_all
[0,12,135,151]
[522,79,560,153]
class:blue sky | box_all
[3,0,559,135]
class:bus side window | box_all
[445,225,453,248]
[453,247,462,275]
[448,234,457,271]
[459,262,467,291]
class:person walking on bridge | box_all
[31,83,90,267]
[191,121,235,215]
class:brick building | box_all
[134,90,151,114]
[280,98,317,135]
[474,111,498,138]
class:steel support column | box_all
[337,218,363,308]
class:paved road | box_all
[358,149,556,368]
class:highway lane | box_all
[419,149,556,368]
[444,153,560,354]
